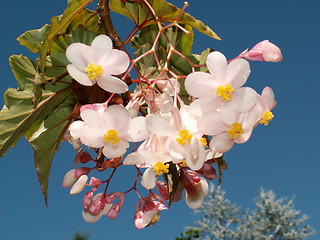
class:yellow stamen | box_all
[176,129,193,146]
[260,111,274,126]
[103,129,120,145]
[216,84,234,101]
[200,137,207,147]
[85,63,103,81]
[180,160,188,167]
[227,122,244,139]
[154,162,170,175]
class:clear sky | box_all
[0,0,319,239]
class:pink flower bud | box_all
[62,169,77,188]
[70,175,88,195]
[107,202,122,220]
[196,163,217,180]
[88,195,106,215]
[75,167,91,178]
[79,150,94,164]
[156,181,169,201]
[89,177,101,187]
[83,192,93,209]
[241,40,283,62]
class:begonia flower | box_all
[254,87,277,126]
[69,104,149,159]
[240,40,283,62]
[198,109,260,153]
[185,51,257,125]
[66,35,130,93]
[185,177,209,209]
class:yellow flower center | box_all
[103,129,120,145]
[200,137,207,147]
[260,111,274,126]
[227,122,244,139]
[180,160,188,167]
[85,63,103,81]
[216,84,234,101]
[176,129,193,146]
[154,162,170,175]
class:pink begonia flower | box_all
[198,109,261,153]
[185,177,209,209]
[69,104,149,159]
[70,175,88,195]
[145,107,207,170]
[240,40,283,62]
[185,51,257,125]
[253,87,277,126]
[66,35,130,93]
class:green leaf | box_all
[17,24,50,53]
[29,92,77,205]
[193,48,214,72]
[110,0,220,39]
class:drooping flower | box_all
[240,40,283,62]
[66,35,130,93]
[185,51,258,125]
[69,104,149,159]
[254,86,277,126]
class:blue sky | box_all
[0,0,319,239]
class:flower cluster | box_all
[62,34,281,228]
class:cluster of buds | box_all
[62,22,282,227]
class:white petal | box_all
[91,35,113,62]
[80,109,106,129]
[231,87,258,112]
[220,102,236,126]
[226,58,250,88]
[80,127,105,148]
[146,114,176,136]
[102,49,130,75]
[262,86,277,110]
[70,175,88,195]
[198,111,229,136]
[62,169,77,188]
[123,151,150,166]
[206,51,227,85]
[102,142,128,158]
[125,117,149,142]
[189,97,220,118]
[69,120,86,139]
[185,72,217,98]
[103,105,129,132]
[185,178,208,209]
[82,209,103,223]
[67,64,94,86]
[209,133,234,153]
[66,43,91,70]
[97,74,128,93]
[141,168,157,190]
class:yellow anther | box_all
[180,160,188,167]
[176,129,193,145]
[103,129,120,145]
[260,111,274,126]
[216,84,234,101]
[227,122,244,139]
[85,63,103,81]
[200,137,207,147]
[154,162,170,175]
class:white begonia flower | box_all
[145,106,207,171]
[66,35,130,93]
[185,51,258,125]
[198,109,261,153]
[69,104,149,159]
[254,86,277,126]
[123,151,171,190]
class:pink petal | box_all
[226,58,250,88]
[97,74,128,93]
[80,109,106,129]
[220,102,236,126]
[146,114,176,136]
[185,178,208,209]
[90,35,113,63]
[82,209,103,223]
[103,105,129,132]
[62,169,77,188]
[102,142,128,158]
[189,97,220,117]
[198,111,229,136]
[80,127,105,148]
[209,133,234,153]
[231,87,258,112]
[262,41,283,62]
[185,72,216,98]
[125,116,149,142]
[206,51,227,85]
[261,86,277,110]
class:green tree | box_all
[176,186,316,240]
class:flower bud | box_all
[156,181,169,201]
[241,40,283,62]
[70,175,88,195]
[75,167,91,178]
[83,192,93,209]
[62,169,77,188]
